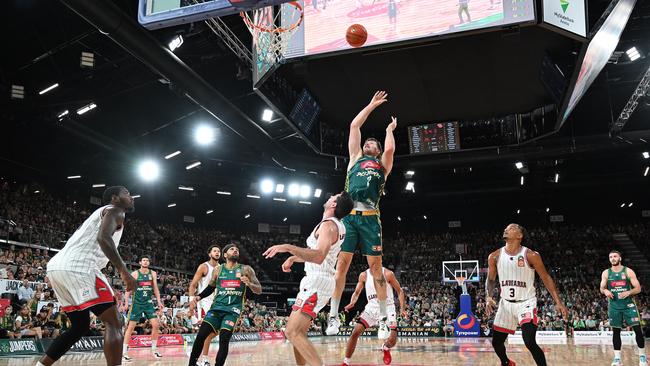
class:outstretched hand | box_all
[369,91,388,108]
[263,244,289,259]
[386,116,397,132]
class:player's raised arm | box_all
[527,249,568,319]
[349,91,388,164]
[385,269,406,317]
[382,116,397,176]
[344,272,367,312]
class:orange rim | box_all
[240,1,303,34]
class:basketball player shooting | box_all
[600,250,646,366]
[121,256,164,361]
[341,267,406,366]
[38,186,136,366]
[327,91,397,339]
[188,244,262,366]
[485,223,568,366]
[189,245,221,366]
[263,191,354,366]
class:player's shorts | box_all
[128,302,157,322]
[493,297,538,334]
[203,309,239,332]
[359,304,397,329]
[292,275,335,319]
[609,303,641,328]
[47,270,115,313]
[198,296,215,319]
[341,212,382,256]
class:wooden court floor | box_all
[0,336,642,365]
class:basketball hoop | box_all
[240,1,303,65]
[455,276,466,287]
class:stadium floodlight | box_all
[244,213,251,219]
[178,185,194,191]
[626,47,641,61]
[288,183,300,197]
[554,173,559,183]
[515,162,524,169]
[629,202,634,207]
[283,217,288,222]
[275,184,285,193]
[405,181,415,192]
[216,191,231,195]
[164,150,181,159]
[167,203,177,208]
[206,209,214,214]
[546,207,550,212]
[620,203,626,208]
[517,209,521,214]
[645,167,649,176]
[300,185,311,198]
[643,151,649,159]
[76,103,97,115]
[247,194,261,199]
[273,198,287,202]
[298,201,311,205]
[57,110,69,119]
[520,176,525,186]
[39,83,59,95]
[314,189,322,198]
[405,170,415,178]
[132,195,141,199]
[423,215,428,220]
[186,161,201,170]
[397,216,402,221]
[195,125,216,145]
[260,179,274,194]
[262,109,274,122]
[92,184,105,188]
[67,175,81,179]
[138,160,160,182]
[169,35,184,52]
[34,191,40,194]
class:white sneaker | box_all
[196,357,211,366]
[325,316,341,336]
[640,354,648,366]
[122,354,132,362]
[611,357,622,366]
[377,318,389,339]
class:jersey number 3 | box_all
[509,288,515,298]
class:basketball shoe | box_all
[611,357,622,366]
[640,354,648,366]
[326,316,341,336]
[382,344,392,365]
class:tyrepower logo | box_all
[457,314,476,330]
[220,280,241,288]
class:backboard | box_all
[442,260,480,284]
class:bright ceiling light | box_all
[217,191,231,195]
[283,217,288,222]
[178,185,194,191]
[167,203,177,208]
[247,194,261,199]
[138,160,160,182]
[644,167,649,176]
[165,151,181,159]
[626,46,641,61]
[186,161,201,170]
[554,173,559,183]
[397,216,402,221]
[92,184,105,188]
[300,185,311,198]
[620,203,626,208]
[194,125,216,145]
[423,215,428,220]
[643,152,649,159]
[38,83,59,95]
[206,209,214,214]
[628,202,634,207]
[57,110,69,119]
[76,103,97,115]
[546,207,550,212]
[314,189,322,198]
[273,198,287,202]
[405,181,415,192]
[288,184,300,197]
[515,162,524,169]
[298,201,311,205]
[169,35,184,52]
[261,179,274,194]
[67,175,81,179]
[276,184,285,193]
[520,176,525,186]
[132,195,141,199]
[517,209,521,214]
[262,109,274,122]
[405,170,415,178]
[244,213,251,219]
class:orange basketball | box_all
[346,24,368,48]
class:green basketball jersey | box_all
[345,156,386,210]
[210,264,246,315]
[133,270,154,306]
[607,267,634,310]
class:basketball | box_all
[346,24,368,48]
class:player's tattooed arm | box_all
[242,265,263,295]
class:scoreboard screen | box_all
[408,122,461,154]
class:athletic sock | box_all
[123,345,128,355]
[614,350,621,359]
[36,362,46,366]
[639,347,646,355]
[343,357,351,365]
[382,343,390,351]
[330,298,340,318]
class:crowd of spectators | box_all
[1,179,649,339]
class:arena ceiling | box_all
[1,0,650,227]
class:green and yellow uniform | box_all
[203,264,246,332]
[607,266,640,328]
[341,155,385,256]
[128,270,157,322]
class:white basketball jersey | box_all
[47,205,124,273]
[497,246,536,301]
[304,217,345,278]
[365,268,395,307]
[198,262,216,293]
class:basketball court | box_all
[0,337,643,365]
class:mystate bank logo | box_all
[457,314,476,330]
